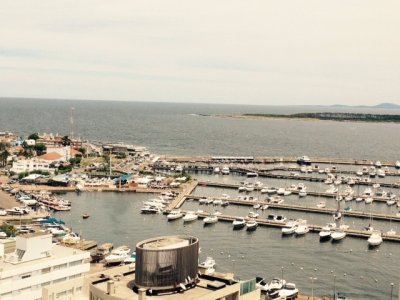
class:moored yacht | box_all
[246,220,258,231]
[104,246,130,265]
[319,223,336,241]
[331,229,346,241]
[183,211,198,222]
[232,217,246,229]
[281,219,298,235]
[167,210,183,220]
[294,220,309,235]
[221,166,230,175]
[367,231,383,247]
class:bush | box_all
[0,224,17,237]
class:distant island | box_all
[329,102,400,109]
[243,112,400,123]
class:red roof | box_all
[38,152,63,161]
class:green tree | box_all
[28,133,40,140]
[34,143,47,155]
[61,136,71,146]
[0,224,17,237]
[0,150,10,167]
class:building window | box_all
[21,274,31,279]
[53,263,67,270]
[56,291,67,299]
[53,277,66,284]
[69,260,82,267]
[42,267,51,274]
[69,273,81,279]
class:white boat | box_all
[271,283,299,299]
[260,188,269,194]
[246,172,258,178]
[105,246,130,265]
[355,197,363,202]
[387,199,396,206]
[203,215,218,224]
[294,220,309,235]
[183,211,198,222]
[141,205,162,214]
[367,231,383,246]
[319,223,336,241]
[375,161,382,168]
[124,252,136,264]
[167,210,183,220]
[199,197,209,204]
[364,197,374,204]
[238,186,247,192]
[297,155,311,165]
[270,197,284,204]
[62,232,81,244]
[325,185,338,194]
[281,220,298,235]
[298,188,307,197]
[248,211,259,218]
[316,201,326,208]
[386,229,396,236]
[277,188,286,195]
[396,161,400,169]
[263,278,286,293]
[331,230,346,241]
[221,167,230,175]
[232,217,246,229]
[265,187,278,194]
[199,256,216,268]
[213,166,220,173]
[333,210,342,220]
[377,169,385,178]
[246,220,258,231]
[213,199,223,205]
[253,203,261,209]
[245,184,255,192]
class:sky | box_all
[1,0,399,106]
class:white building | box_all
[10,159,56,174]
[0,233,90,300]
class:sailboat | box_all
[386,205,396,236]
[331,186,347,242]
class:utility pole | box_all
[70,107,75,139]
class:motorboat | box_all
[213,166,220,173]
[213,199,223,206]
[238,186,247,192]
[331,229,346,241]
[364,197,374,204]
[265,187,278,194]
[355,197,363,202]
[199,256,216,268]
[253,203,261,209]
[167,210,183,220]
[375,161,382,168]
[297,156,311,165]
[294,220,309,235]
[199,197,209,204]
[363,188,373,197]
[246,220,258,231]
[124,252,136,264]
[183,211,198,222]
[232,217,246,229]
[325,185,338,194]
[91,243,114,263]
[298,187,307,197]
[261,204,269,210]
[281,220,298,235]
[387,199,396,206]
[82,214,90,219]
[203,215,218,224]
[333,211,342,221]
[246,172,258,178]
[316,201,326,208]
[269,283,299,299]
[367,231,383,246]
[260,188,269,194]
[267,214,286,223]
[104,246,130,265]
[335,292,349,300]
[245,184,255,192]
[141,205,162,214]
[221,167,230,175]
[319,223,336,241]
[277,188,286,195]
[62,232,81,244]
[248,211,259,218]
[396,161,400,169]
[263,278,286,294]
[270,197,284,204]
[386,229,396,236]
[377,169,385,178]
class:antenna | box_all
[70,107,75,139]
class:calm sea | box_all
[1,98,399,299]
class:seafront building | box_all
[87,235,261,300]
[0,233,90,300]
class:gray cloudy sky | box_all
[1,0,399,105]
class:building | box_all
[10,159,56,174]
[37,133,83,150]
[87,235,261,300]
[0,233,90,300]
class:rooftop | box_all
[0,244,89,272]
[139,236,196,250]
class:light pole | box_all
[310,277,317,299]
[333,274,336,299]
[390,282,394,300]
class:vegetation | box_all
[69,157,82,166]
[28,133,40,140]
[244,112,400,123]
[0,224,17,237]
[0,150,10,167]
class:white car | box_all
[0,209,7,216]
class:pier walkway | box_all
[187,195,400,222]
[197,181,397,204]
[168,180,198,210]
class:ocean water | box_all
[1,98,399,298]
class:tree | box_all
[34,143,46,155]
[0,150,10,167]
[62,136,71,146]
[0,224,17,237]
[28,133,40,140]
